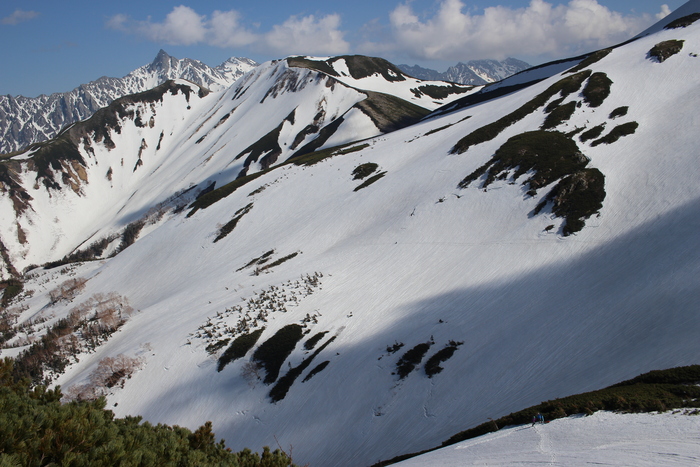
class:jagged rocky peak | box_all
[148,49,178,73]
[0,51,258,154]
[398,58,531,85]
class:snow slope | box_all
[0,50,257,154]
[396,411,700,466]
[1,4,699,467]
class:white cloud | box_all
[656,4,672,20]
[209,10,257,47]
[106,6,348,55]
[263,14,349,55]
[367,0,656,61]
[1,9,40,25]
[106,6,255,48]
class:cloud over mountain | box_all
[106,6,348,55]
[366,0,670,60]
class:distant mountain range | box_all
[398,58,531,85]
[0,50,258,154]
[1,4,700,464]
[0,53,528,155]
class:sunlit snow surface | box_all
[397,411,700,466]
[1,5,699,467]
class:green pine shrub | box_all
[116,219,146,253]
[396,342,432,379]
[0,358,294,466]
[534,168,606,236]
[252,325,304,384]
[649,40,685,62]
[579,124,606,142]
[237,250,275,272]
[375,365,700,466]
[457,131,587,193]
[304,331,328,350]
[254,252,300,274]
[544,97,565,113]
[582,72,613,108]
[410,84,471,100]
[302,361,330,382]
[608,106,629,119]
[541,101,578,129]
[424,341,463,378]
[269,336,336,402]
[565,48,613,74]
[217,328,265,372]
[187,169,271,216]
[591,122,639,146]
[214,203,254,243]
[354,172,386,191]
[1,280,23,308]
[450,70,592,154]
[443,365,700,444]
[352,163,379,180]
[664,13,700,29]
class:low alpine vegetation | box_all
[451,70,592,154]
[609,106,629,119]
[269,334,336,402]
[303,361,329,382]
[252,324,304,384]
[352,162,379,180]
[0,358,295,466]
[565,48,613,74]
[375,365,700,466]
[395,342,432,379]
[354,172,387,191]
[649,40,685,62]
[214,203,254,243]
[424,341,463,378]
[591,122,639,146]
[11,293,134,386]
[664,13,700,29]
[217,328,265,372]
[541,101,578,129]
[458,131,588,194]
[533,168,606,236]
[579,124,606,143]
[582,72,613,108]
[458,131,605,235]
[304,331,329,350]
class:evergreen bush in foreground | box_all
[0,358,294,466]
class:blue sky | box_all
[0,0,684,97]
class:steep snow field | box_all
[396,411,700,466]
[1,6,699,467]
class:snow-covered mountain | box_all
[1,3,700,466]
[398,58,531,85]
[0,50,258,154]
[396,411,700,466]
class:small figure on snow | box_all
[537,413,544,424]
[531,415,537,427]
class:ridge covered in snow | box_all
[398,58,532,85]
[0,50,258,154]
[1,3,699,466]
